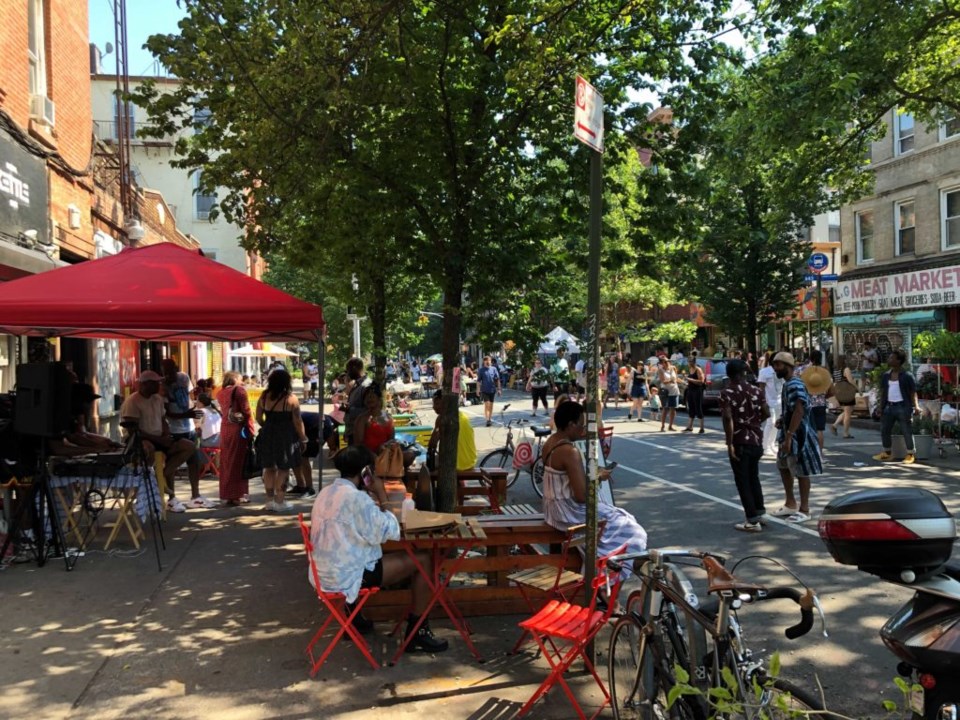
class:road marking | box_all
[616,437,821,539]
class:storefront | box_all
[833,265,958,366]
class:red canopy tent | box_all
[0,243,323,342]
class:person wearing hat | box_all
[795,349,834,454]
[120,370,201,514]
[771,351,822,523]
[873,348,921,464]
[49,384,123,457]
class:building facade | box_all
[835,108,960,365]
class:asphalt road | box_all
[461,391,960,718]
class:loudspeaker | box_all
[15,362,73,437]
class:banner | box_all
[834,265,960,314]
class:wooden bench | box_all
[402,467,508,514]
[366,514,574,620]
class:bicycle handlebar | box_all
[756,587,816,640]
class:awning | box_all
[833,309,943,327]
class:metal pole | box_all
[316,330,325,485]
[584,148,602,637]
[816,275,823,355]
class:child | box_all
[197,394,222,447]
[647,386,662,422]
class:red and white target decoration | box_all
[513,441,535,469]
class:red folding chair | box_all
[507,520,606,655]
[297,514,380,674]
[516,543,627,720]
[199,446,220,478]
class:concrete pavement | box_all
[2,388,959,719]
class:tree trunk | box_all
[437,271,464,513]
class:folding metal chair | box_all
[297,513,380,674]
[199,446,220,478]
[516,543,626,720]
[507,520,606,654]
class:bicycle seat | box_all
[703,555,765,596]
[532,426,551,438]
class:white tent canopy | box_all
[539,326,580,355]
[229,343,297,357]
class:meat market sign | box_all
[834,265,960,314]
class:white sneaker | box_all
[273,501,294,513]
[263,500,276,512]
[167,497,187,513]
[186,496,217,509]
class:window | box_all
[192,107,212,129]
[896,200,915,255]
[113,96,135,140]
[944,188,960,249]
[27,0,46,97]
[895,111,915,154]
[194,172,216,221]
[856,210,874,263]
[943,112,960,141]
[828,209,841,244]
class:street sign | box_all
[808,252,829,274]
[804,273,838,283]
[574,75,604,153]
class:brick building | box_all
[0,1,198,424]
[834,109,960,365]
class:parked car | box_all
[672,357,755,410]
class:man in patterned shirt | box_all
[771,352,822,523]
[309,446,448,652]
[720,360,770,533]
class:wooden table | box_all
[403,467,508,513]
[369,512,572,622]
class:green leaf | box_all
[768,652,781,679]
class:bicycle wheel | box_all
[530,456,545,497]
[609,615,698,720]
[478,448,522,488]
[750,676,827,718]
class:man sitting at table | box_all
[49,383,124,457]
[309,445,448,652]
[120,371,205,514]
[427,389,477,471]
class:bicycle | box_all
[607,547,828,719]
[478,404,551,492]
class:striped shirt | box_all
[777,377,822,477]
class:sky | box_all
[88,0,186,77]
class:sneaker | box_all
[627,413,632,420]
[303,487,318,498]
[288,486,308,496]
[263,500,276,512]
[186,496,217,509]
[698,429,705,434]
[734,521,762,533]
[273,501,294,513]
[830,425,838,436]
[486,420,492,427]
[873,451,893,461]
[903,453,916,465]
[785,511,810,523]
[405,624,449,653]
[772,506,798,518]
[345,603,374,635]
[166,497,187,513]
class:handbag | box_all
[227,386,243,424]
[834,379,857,405]
[241,426,261,480]
[374,442,405,480]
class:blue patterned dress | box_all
[542,440,647,577]
[776,378,823,476]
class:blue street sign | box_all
[804,273,839,282]
[808,252,829,272]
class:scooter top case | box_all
[819,488,956,583]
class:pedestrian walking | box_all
[720,360,770,532]
[657,357,681,431]
[796,349,833,454]
[526,357,551,417]
[216,371,253,506]
[757,351,782,455]
[603,355,620,408]
[550,347,571,399]
[831,357,857,438]
[255,368,308,512]
[477,355,501,427]
[683,354,706,433]
[627,361,648,421]
[770,352,822,523]
[873,349,921,464]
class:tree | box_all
[134,0,739,510]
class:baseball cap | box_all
[772,352,796,367]
[139,370,162,383]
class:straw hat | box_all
[800,365,833,395]
[772,351,796,367]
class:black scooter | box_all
[819,487,960,720]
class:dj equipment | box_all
[51,452,128,479]
[15,362,73,438]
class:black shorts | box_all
[481,391,496,402]
[361,558,383,589]
[810,406,827,431]
[664,395,680,409]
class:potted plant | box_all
[912,414,936,460]
[916,371,941,400]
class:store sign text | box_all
[835,266,960,314]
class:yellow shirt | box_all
[456,410,477,471]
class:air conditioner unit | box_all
[29,94,55,127]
